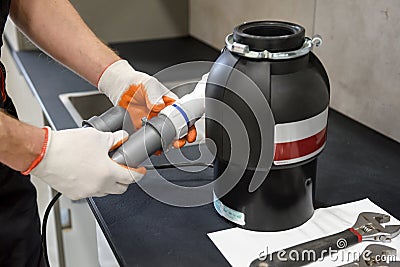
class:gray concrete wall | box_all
[5,0,189,51]
[71,0,189,43]
[189,0,400,142]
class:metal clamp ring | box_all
[225,34,323,60]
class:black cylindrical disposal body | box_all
[205,21,330,231]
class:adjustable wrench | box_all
[250,212,400,267]
[341,244,400,267]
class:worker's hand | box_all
[97,59,194,148]
[167,73,210,148]
[172,126,197,149]
[161,95,197,149]
[29,127,145,200]
[97,59,177,129]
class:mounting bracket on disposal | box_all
[225,34,322,60]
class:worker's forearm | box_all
[10,0,120,85]
[0,112,45,171]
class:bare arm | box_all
[2,0,178,174]
[0,112,44,171]
[2,0,117,170]
[10,0,120,85]
[0,0,150,194]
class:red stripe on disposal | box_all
[274,128,327,161]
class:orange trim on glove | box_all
[21,127,50,175]
[161,95,176,106]
[173,126,197,148]
[117,164,147,175]
[118,83,166,129]
[109,135,129,152]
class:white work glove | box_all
[98,59,195,148]
[29,127,145,200]
[160,73,208,148]
[98,59,178,129]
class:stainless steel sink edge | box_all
[59,91,102,127]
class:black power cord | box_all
[41,162,213,266]
[42,192,61,267]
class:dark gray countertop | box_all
[10,36,400,266]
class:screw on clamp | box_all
[312,34,323,47]
[141,117,148,127]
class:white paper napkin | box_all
[208,199,400,267]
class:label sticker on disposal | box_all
[213,192,245,226]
